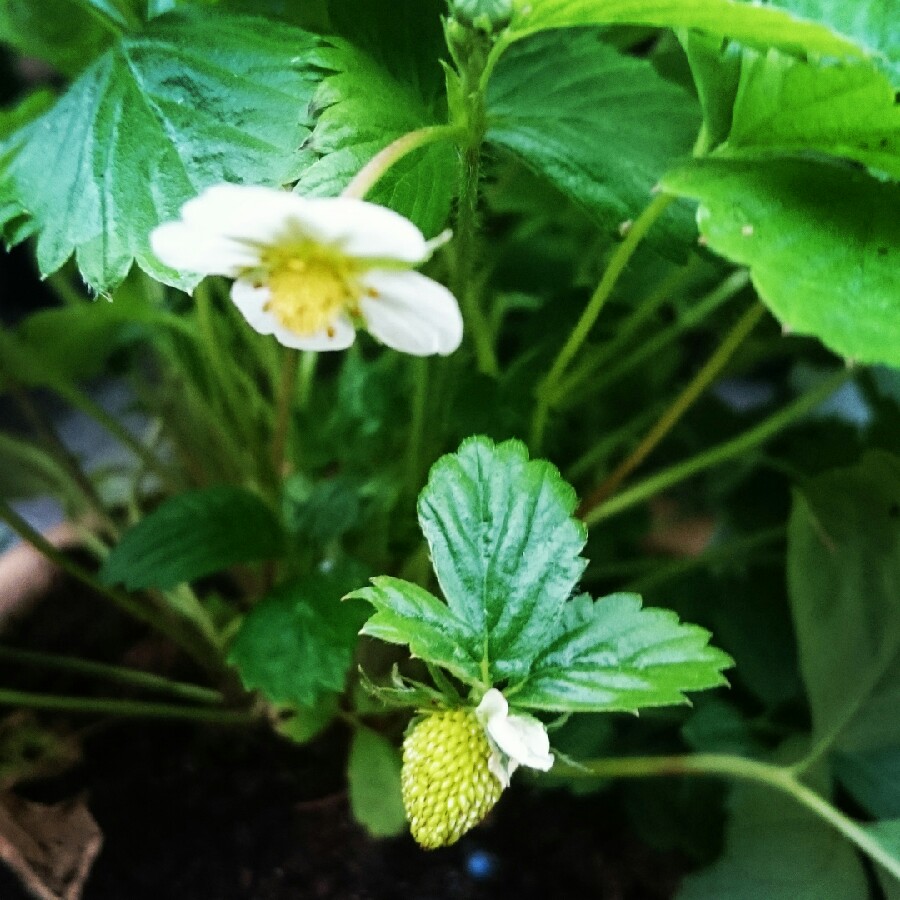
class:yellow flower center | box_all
[262,250,361,336]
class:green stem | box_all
[555,753,900,881]
[583,368,851,527]
[565,406,660,483]
[7,381,118,536]
[271,348,300,484]
[0,688,254,725]
[406,357,430,500]
[297,351,318,410]
[580,302,766,512]
[0,646,222,705]
[555,263,698,410]
[531,192,675,451]
[342,125,464,200]
[455,145,500,377]
[0,499,218,670]
[555,269,750,409]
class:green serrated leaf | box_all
[506,0,875,61]
[417,436,587,681]
[0,10,322,294]
[788,451,900,817]
[293,0,454,236]
[724,49,900,179]
[229,571,368,708]
[100,486,284,590]
[678,780,869,899]
[510,593,731,713]
[353,576,482,683]
[347,726,406,838]
[663,157,900,368]
[768,0,899,84]
[485,28,700,251]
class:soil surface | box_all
[1,569,685,900]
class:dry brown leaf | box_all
[0,793,102,900]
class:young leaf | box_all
[347,727,406,838]
[866,820,900,897]
[510,593,732,713]
[485,28,699,251]
[0,11,323,294]
[725,50,900,179]
[663,157,900,367]
[294,0,455,236]
[353,577,483,684]
[505,0,876,61]
[788,452,900,816]
[681,31,743,151]
[100,487,284,590]
[678,780,869,899]
[229,571,369,708]
[417,437,587,681]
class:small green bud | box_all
[449,0,513,32]
[401,707,503,849]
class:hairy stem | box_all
[583,368,851,527]
[531,192,675,451]
[555,753,900,881]
[580,302,766,512]
[343,125,464,200]
[0,688,255,725]
[271,347,300,485]
[0,645,223,705]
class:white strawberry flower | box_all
[475,688,554,787]
[150,184,463,356]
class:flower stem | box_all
[455,145,500,377]
[582,368,852,527]
[342,126,464,200]
[531,192,675,452]
[0,645,223,705]
[271,347,300,484]
[554,753,900,881]
[579,301,766,512]
[554,270,750,410]
[0,687,255,725]
[406,357,430,500]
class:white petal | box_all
[230,279,278,335]
[271,314,356,351]
[488,714,554,772]
[230,279,356,351]
[181,183,314,246]
[476,689,554,772]
[301,198,430,262]
[150,221,259,276]
[359,271,463,356]
[487,749,514,789]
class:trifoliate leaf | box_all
[100,486,284,590]
[0,11,323,294]
[485,28,699,251]
[788,452,900,817]
[294,0,455,236]
[725,49,900,179]
[663,158,900,368]
[509,593,731,713]
[353,576,482,684]
[505,0,877,61]
[229,571,369,708]
[417,437,587,681]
